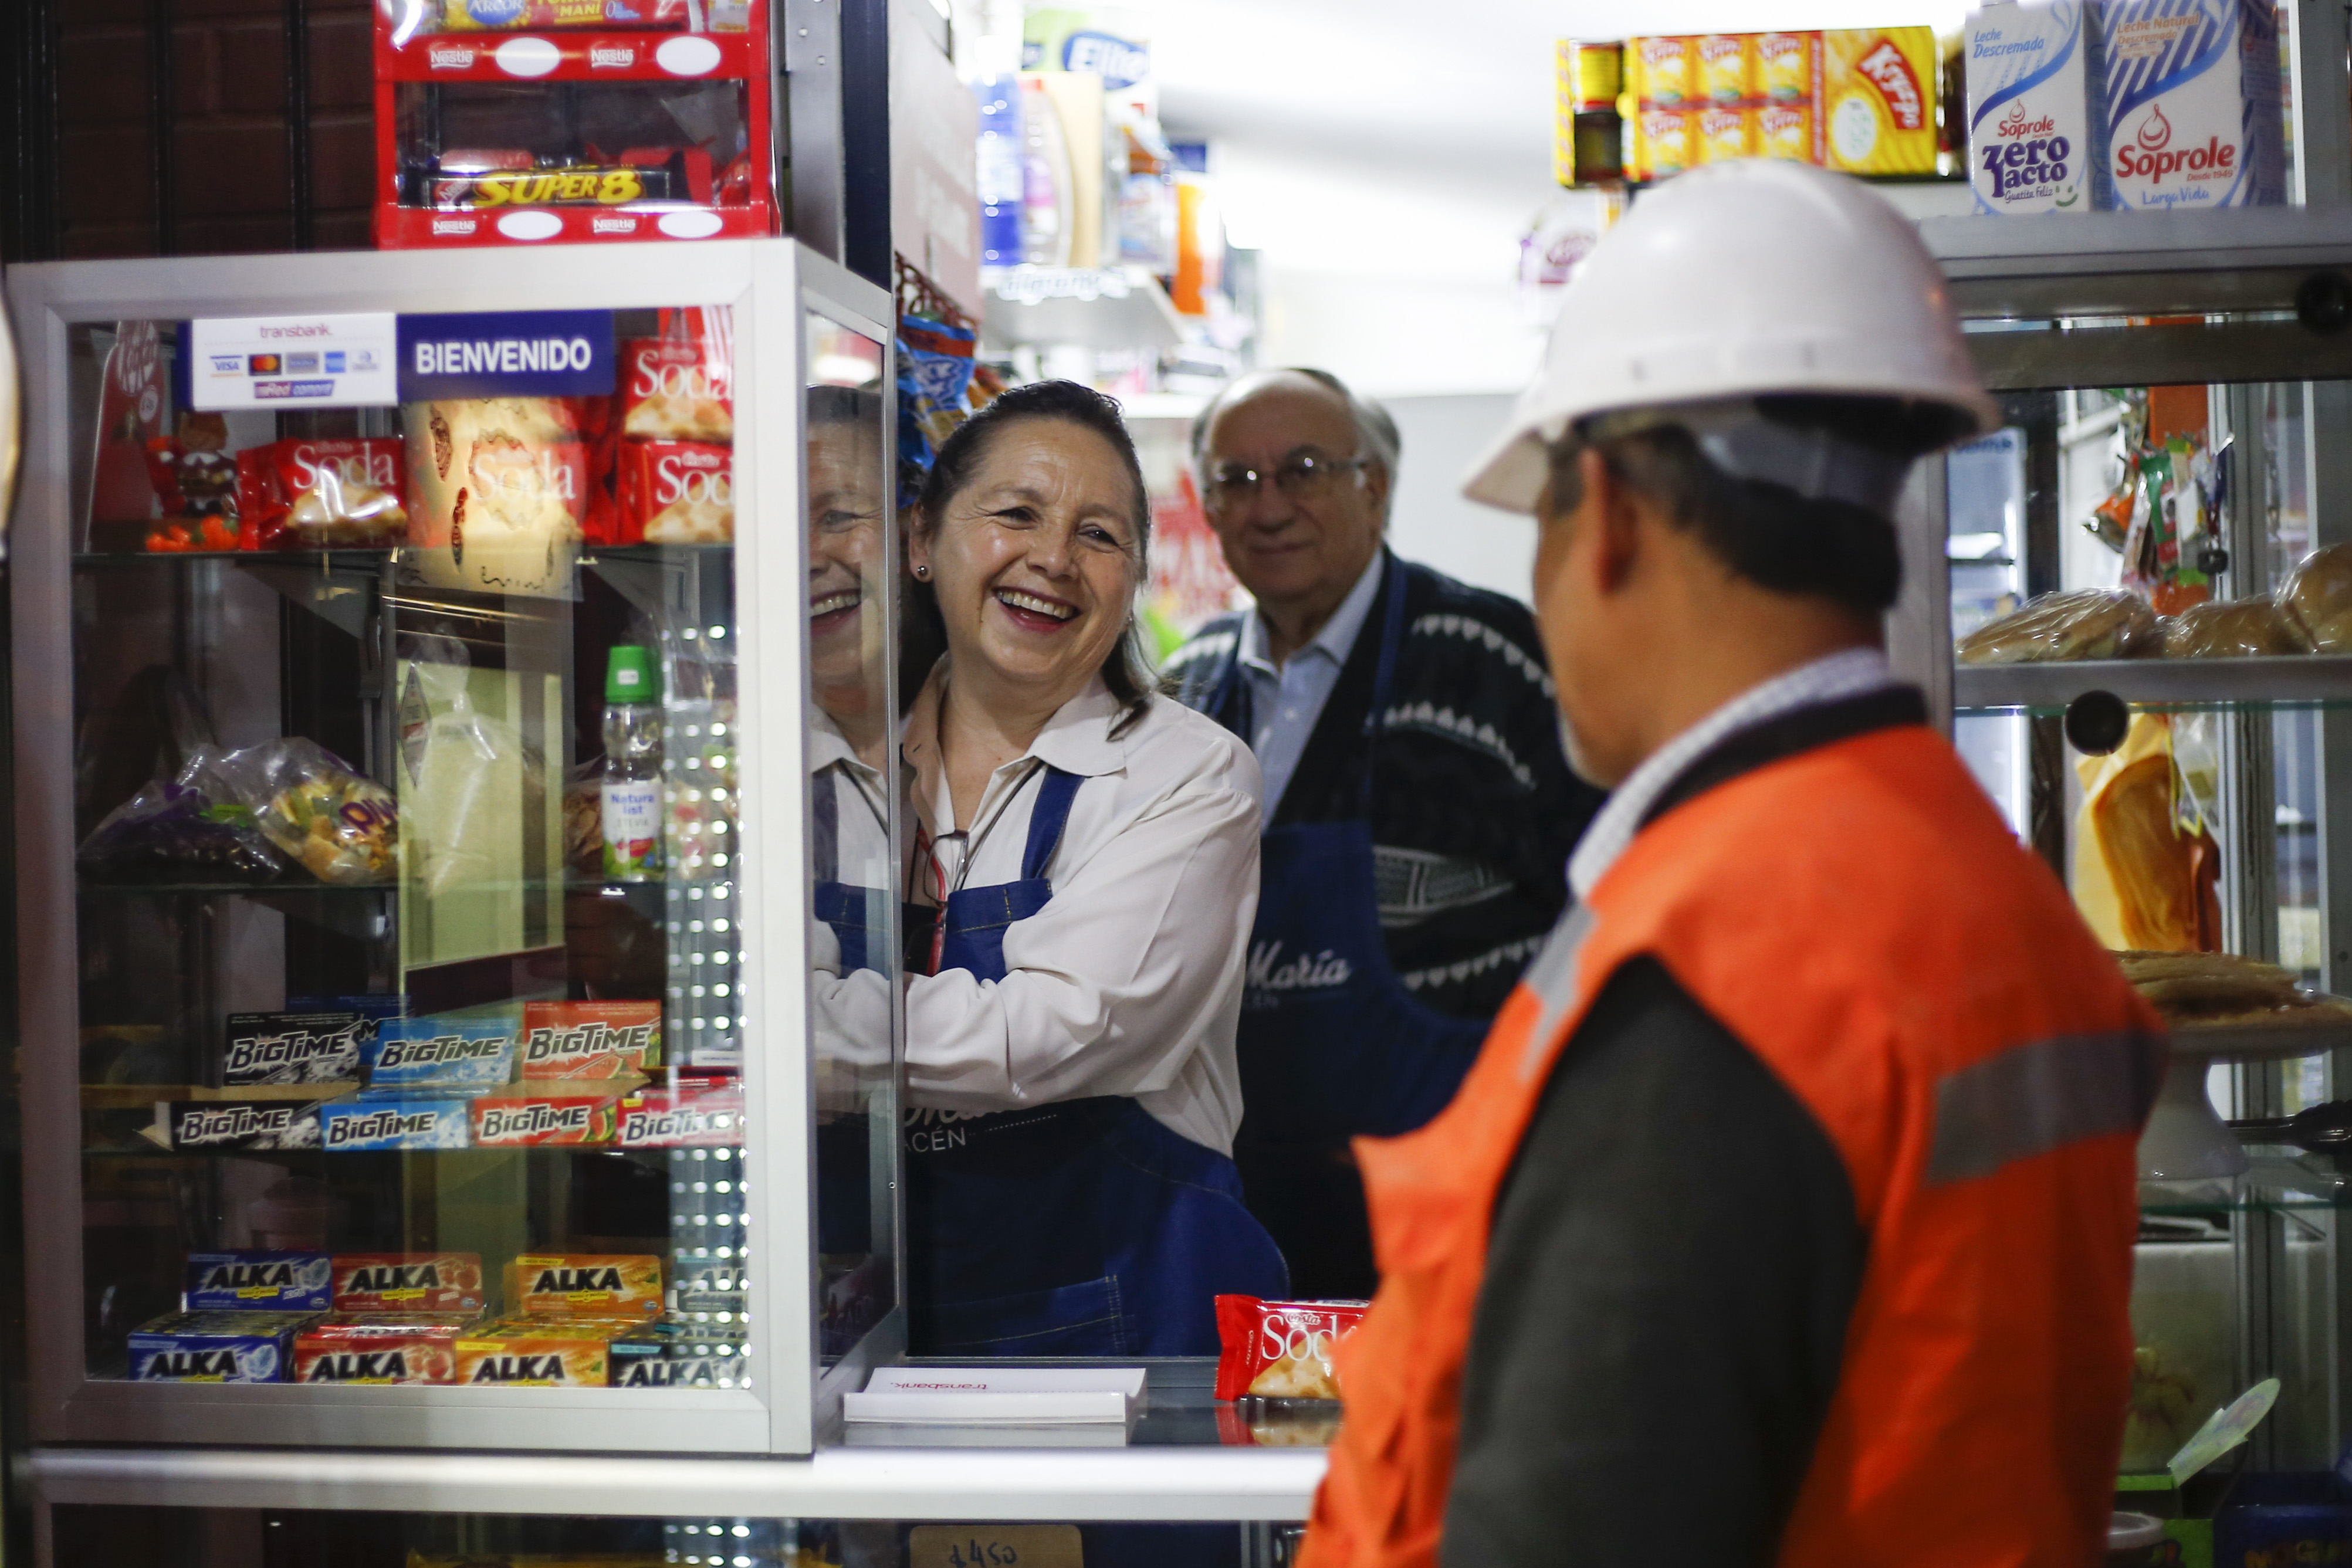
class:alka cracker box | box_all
[2103,0,2283,212]
[165,1098,324,1152]
[469,1084,631,1147]
[1819,28,1940,174]
[222,1010,365,1087]
[617,1077,745,1149]
[320,1093,476,1152]
[510,1254,665,1319]
[1967,2,2114,214]
[184,1251,333,1312]
[520,1001,661,1081]
[333,1252,487,1315]
[364,1014,519,1091]
[609,1317,750,1388]
[454,1318,628,1387]
[293,1314,473,1384]
[127,1310,318,1382]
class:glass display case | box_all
[8,238,901,1452]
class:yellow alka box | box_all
[1630,109,1694,182]
[507,1254,665,1319]
[1753,103,1813,162]
[1819,28,1938,174]
[1694,106,1751,164]
[1696,34,1752,106]
[1756,32,1816,105]
[452,1318,629,1388]
[1628,35,1698,107]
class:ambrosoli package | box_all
[509,1254,665,1318]
[128,1311,319,1382]
[293,1315,475,1385]
[333,1253,488,1315]
[1213,1295,1370,1401]
[520,1001,661,1080]
[183,1251,334,1312]
[222,1010,366,1086]
[235,438,408,551]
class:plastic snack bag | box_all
[1213,1295,1369,1402]
[394,636,547,898]
[1955,587,2158,664]
[213,739,398,885]
[78,749,285,884]
[2280,543,2352,652]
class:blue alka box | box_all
[182,1251,333,1311]
[320,1095,476,1151]
[363,1015,517,1090]
[127,1310,318,1381]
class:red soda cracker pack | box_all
[1213,1295,1370,1401]
[615,439,733,544]
[469,1082,636,1146]
[235,438,408,550]
[332,1253,488,1315]
[619,319,733,443]
[293,1313,476,1384]
[452,1317,634,1387]
[615,1076,744,1149]
[520,1001,662,1079]
[508,1253,665,1318]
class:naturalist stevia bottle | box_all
[601,645,664,882]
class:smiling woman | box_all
[894,381,1289,1357]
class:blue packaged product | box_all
[363,1015,517,1089]
[127,1310,320,1382]
[182,1251,333,1311]
[320,1094,475,1151]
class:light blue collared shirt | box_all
[1236,551,1387,821]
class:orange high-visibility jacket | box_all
[1301,715,2163,1568]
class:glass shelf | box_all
[1954,655,2352,713]
[2139,1147,2352,1215]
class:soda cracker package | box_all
[128,1310,320,1382]
[454,1318,633,1386]
[617,1076,744,1149]
[469,1084,631,1147]
[333,1253,488,1315]
[294,1315,475,1385]
[223,1010,367,1086]
[620,323,733,443]
[365,1015,520,1089]
[1213,1295,1370,1402]
[616,439,733,544]
[520,1001,662,1080]
[440,0,689,29]
[235,438,408,551]
[211,738,398,886]
[509,1254,665,1318]
[320,1093,477,1152]
[165,1098,327,1152]
[183,1251,334,1312]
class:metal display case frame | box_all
[6,237,902,1457]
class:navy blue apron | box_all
[906,763,1288,1357]
[812,761,888,1266]
[1210,565,1490,1299]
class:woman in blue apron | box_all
[898,379,1287,1357]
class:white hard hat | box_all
[1463,160,1998,515]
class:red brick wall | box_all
[56,0,374,258]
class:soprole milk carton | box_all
[1966,2,2113,214]
[2101,0,2283,211]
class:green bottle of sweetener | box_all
[601,645,664,882]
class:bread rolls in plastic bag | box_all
[1956,588,2157,664]
[2160,598,2313,658]
[2280,543,2352,652]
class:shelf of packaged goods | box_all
[1920,206,2352,321]
[378,30,758,84]
[1951,655,2352,713]
[380,204,770,249]
[74,544,732,569]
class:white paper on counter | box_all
[844,1366,1148,1424]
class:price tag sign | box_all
[908,1525,1083,1568]
[187,313,398,410]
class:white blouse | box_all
[902,665,1263,1155]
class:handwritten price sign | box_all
[908,1525,1082,1568]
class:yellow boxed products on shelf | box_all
[1617,26,1940,181]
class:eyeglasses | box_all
[1202,452,1368,514]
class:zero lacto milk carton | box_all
[2101,0,2283,211]
[1966,3,2113,214]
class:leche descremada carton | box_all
[1965,2,2114,214]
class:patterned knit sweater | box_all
[1165,551,1603,1022]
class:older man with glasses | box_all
[1166,367,1604,1299]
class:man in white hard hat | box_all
[1300,161,2163,1568]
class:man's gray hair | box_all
[1192,368,1400,520]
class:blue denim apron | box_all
[906,763,1288,1356]
[812,761,888,1264]
[1210,566,1490,1298]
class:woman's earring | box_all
[912,564,930,580]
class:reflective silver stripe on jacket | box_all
[1518,904,1597,1080]
[1926,1031,2165,1186]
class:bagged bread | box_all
[2160,598,2313,658]
[2280,543,2352,651]
[1957,588,2157,664]
[2114,949,2352,1027]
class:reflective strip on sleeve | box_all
[1926,1031,2165,1185]
[1518,903,1598,1079]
